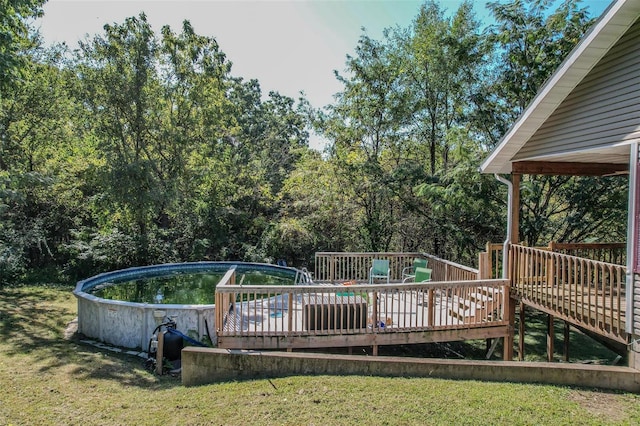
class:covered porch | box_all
[479,0,640,367]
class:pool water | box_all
[91,269,296,304]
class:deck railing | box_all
[478,243,504,280]
[424,254,479,281]
[480,241,627,280]
[215,279,509,339]
[510,244,627,343]
[314,252,479,283]
[214,266,238,337]
[547,242,626,265]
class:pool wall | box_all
[74,261,306,351]
[75,293,215,350]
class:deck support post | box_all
[503,289,515,361]
[563,321,570,362]
[547,314,555,362]
[156,331,164,375]
[518,302,525,361]
[372,344,378,356]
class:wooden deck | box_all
[215,279,510,353]
[212,246,631,358]
[510,244,628,345]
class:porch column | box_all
[506,174,520,360]
[511,174,520,244]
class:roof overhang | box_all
[480,0,640,175]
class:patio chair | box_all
[369,259,390,284]
[414,266,435,306]
[399,266,433,302]
[414,266,432,283]
[402,258,428,282]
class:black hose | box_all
[165,327,207,347]
[204,318,213,346]
[146,320,177,355]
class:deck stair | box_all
[449,287,503,324]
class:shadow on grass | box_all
[0,284,622,392]
[0,285,180,389]
[515,308,621,364]
[293,306,622,364]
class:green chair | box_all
[369,259,390,284]
[413,267,434,305]
[402,258,428,282]
[414,267,432,283]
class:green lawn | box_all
[1,285,639,425]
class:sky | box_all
[35,0,612,151]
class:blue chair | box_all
[369,259,390,284]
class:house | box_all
[480,0,640,368]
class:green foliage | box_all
[0,0,45,91]
[0,0,627,283]
[520,175,628,245]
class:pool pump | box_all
[145,318,207,374]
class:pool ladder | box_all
[294,267,313,285]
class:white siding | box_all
[635,275,640,335]
[514,18,640,161]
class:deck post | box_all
[330,254,335,284]
[428,288,435,326]
[156,331,164,375]
[503,285,515,361]
[372,291,378,327]
[547,314,555,362]
[288,292,294,334]
[518,301,525,361]
[478,251,489,279]
[563,321,570,362]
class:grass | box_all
[1,285,639,425]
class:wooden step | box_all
[475,286,503,298]
[449,307,483,323]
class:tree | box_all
[73,15,236,266]
[0,0,45,91]
[486,0,593,120]
[321,32,408,251]
[395,0,492,259]
[264,150,359,266]
[485,0,626,246]
[403,0,484,174]
[317,1,499,260]
[0,43,80,281]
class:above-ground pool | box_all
[74,262,311,350]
